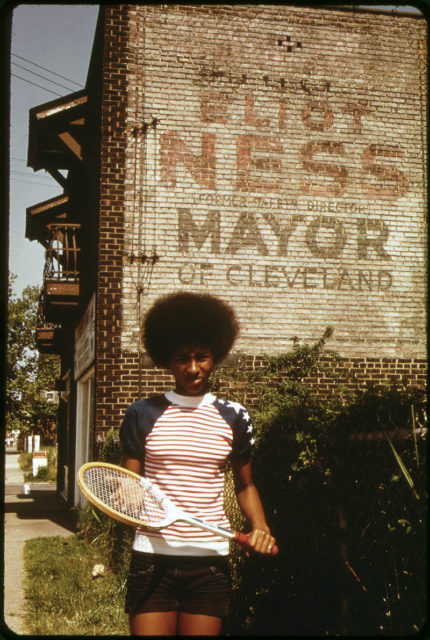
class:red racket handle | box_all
[234,531,279,555]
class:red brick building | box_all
[26,5,427,505]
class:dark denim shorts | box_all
[125,550,231,617]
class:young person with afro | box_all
[120,292,276,636]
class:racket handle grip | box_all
[234,531,279,555]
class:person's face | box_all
[169,345,215,396]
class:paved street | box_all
[3,450,76,636]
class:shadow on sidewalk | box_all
[4,487,77,533]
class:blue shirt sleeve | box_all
[119,395,170,459]
[119,402,147,459]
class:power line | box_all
[11,73,62,97]
[10,178,57,188]
[11,170,53,181]
[11,52,83,88]
[11,168,53,178]
[11,171,56,183]
[12,61,79,93]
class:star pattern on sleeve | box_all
[216,397,255,447]
[226,401,254,433]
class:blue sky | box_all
[9,4,99,295]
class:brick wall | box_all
[96,5,131,431]
[95,5,427,433]
[97,354,427,426]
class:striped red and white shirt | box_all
[120,390,255,556]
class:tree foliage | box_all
[6,274,59,439]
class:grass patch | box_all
[23,535,129,635]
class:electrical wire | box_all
[152,120,158,256]
[11,170,53,182]
[10,178,57,188]
[11,168,51,177]
[11,73,62,97]
[11,52,83,87]
[12,61,79,93]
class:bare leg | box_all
[129,610,178,636]
[178,612,223,636]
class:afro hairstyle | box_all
[143,292,239,367]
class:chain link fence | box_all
[336,424,426,635]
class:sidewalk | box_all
[3,450,76,636]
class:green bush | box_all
[18,451,32,473]
[77,429,133,572]
[215,332,427,635]
[19,447,57,482]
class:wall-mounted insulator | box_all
[132,117,160,138]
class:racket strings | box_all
[139,484,169,525]
[82,467,168,526]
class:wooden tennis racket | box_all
[77,462,278,555]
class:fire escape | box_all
[25,91,89,353]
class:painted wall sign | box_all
[120,6,426,358]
